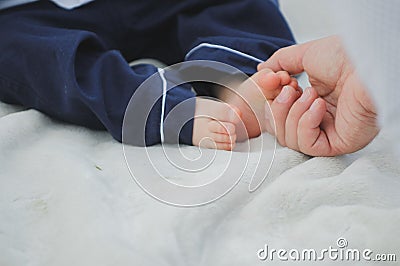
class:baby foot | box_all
[192,97,241,151]
[219,68,300,141]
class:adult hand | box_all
[258,35,379,156]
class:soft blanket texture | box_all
[1,1,399,265]
[1,102,399,266]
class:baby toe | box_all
[208,120,236,136]
[215,142,235,151]
[210,132,237,144]
[277,71,291,85]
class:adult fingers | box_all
[267,85,300,146]
[297,98,332,156]
[285,87,319,150]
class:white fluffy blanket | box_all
[1,1,400,264]
[1,101,399,266]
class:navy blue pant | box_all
[0,0,294,145]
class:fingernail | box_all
[310,99,320,111]
[299,87,312,102]
[276,86,292,103]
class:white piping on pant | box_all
[185,43,264,64]
[158,68,167,143]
